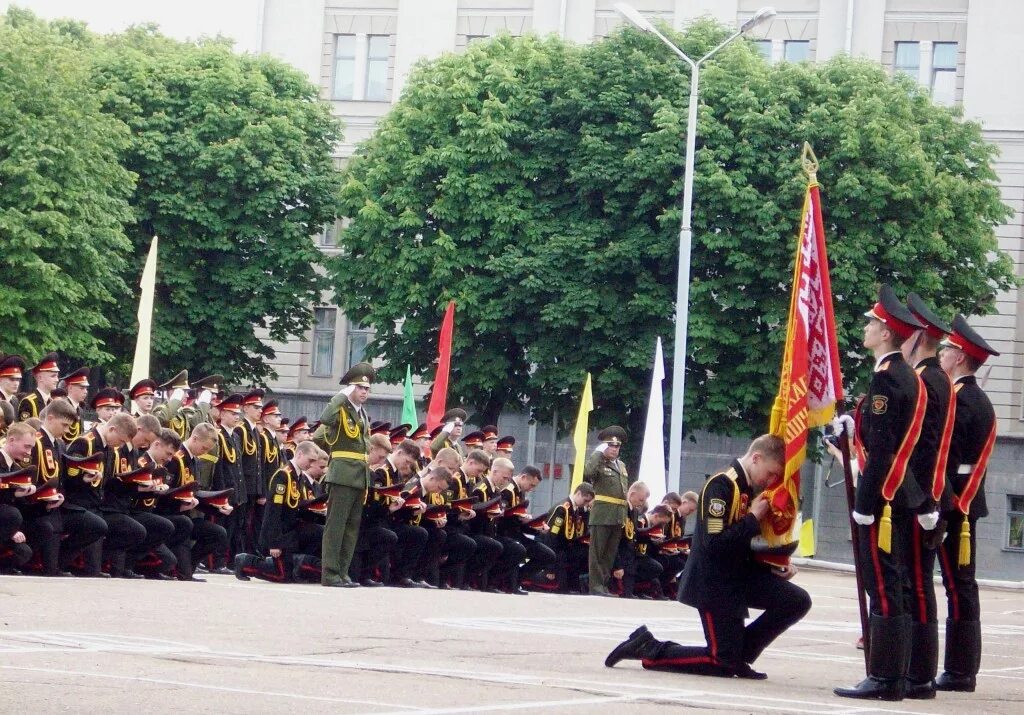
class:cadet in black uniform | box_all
[239,390,266,552]
[0,355,26,408]
[498,465,555,594]
[836,286,929,701]
[899,294,956,698]
[60,367,90,442]
[540,482,594,593]
[934,315,999,693]
[605,434,809,679]
[17,352,60,421]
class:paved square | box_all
[1,566,1020,713]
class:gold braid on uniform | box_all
[219,432,237,464]
[263,433,279,463]
[34,441,59,480]
[285,469,300,509]
[339,407,361,439]
[564,509,576,540]
[241,424,257,456]
[170,415,187,439]
[176,454,194,485]
[623,515,635,540]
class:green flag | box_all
[401,365,418,427]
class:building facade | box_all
[256,0,1024,574]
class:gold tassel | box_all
[878,503,892,553]
[958,517,971,567]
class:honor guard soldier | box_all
[375,439,431,587]
[0,355,26,407]
[91,387,126,425]
[60,367,90,441]
[584,426,630,596]
[318,362,374,588]
[429,408,468,459]
[285,416,311,461]
[836,286,930,701]
[495,436,515,459]
[613,484,665,599]
[409,423,431,467]
[212,394,247,565]
[606,435,810,680]
[480,425,499,455]
[129,379,159,417]
[153,370,192,438]
[499,465,555,594]
[239,390,267,552]
[540,482,594,593]
[467,454,509,591]
[897,294,957,698]
[18,352,60,421]
[934,315,999,693]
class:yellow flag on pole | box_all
[129,236,159,412]
[569,373,594,493]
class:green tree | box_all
[335,23,1014,438]
[90,28,344,384]
[0,10,135,363]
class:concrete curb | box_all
[792,556,1024,590]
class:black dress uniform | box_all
[540,498,589,593]
[934,316,999,693]
[161,444,228,578]
[614,509,664,599]
[605,458,811,675]
[0,466,33,571]
[17,389,51,422]
[212,396,248,564]
[349,458,401,585]
[238,411,264,553]
[499,480,555,593]
[901,294,957,695]
[467,476,507,591]
[377,459,429,587]
[837,287,929,701]
[113,445,177,577]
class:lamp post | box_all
[614,3,776,492]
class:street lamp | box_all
[614,3,776,493]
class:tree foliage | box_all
[332,22,1014,437]
[0,9,135,363]
[90,28,344,384]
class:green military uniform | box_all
[320,362,375,587]
[583,426,630,596]
[428,408,468,459]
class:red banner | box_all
[426,301,456,430]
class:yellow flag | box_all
[569,373,594,492]
[129,236,159,412]
[799,519,815,557]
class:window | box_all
[332,34,356,100]
[753,40,773,63]
[931,42,957,106]
[783,40,809,62]
[365,35,389,101]
[1008,496,1024,550]
[346,321,373,370]
[466,34,488,46]
[311,308,337,377]
[894,41,920,79]
[318,221,338,247]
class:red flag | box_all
[762,158,843,563]
[426,301,456,430]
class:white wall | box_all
[393,0,458,98]
[260,0,326,82]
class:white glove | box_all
[917,511,940,531]
[340,385,356,397]
[197,389,213,405]
[852,511,875,526]
[832,413,855,439]
[595,443,609,454]
[443,421,456,433]
[170,388,186,401]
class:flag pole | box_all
[839,411,870,671]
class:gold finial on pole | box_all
[801,142,819,183]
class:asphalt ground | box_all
[0,567,1021,714]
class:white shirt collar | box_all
[874,350,901,372]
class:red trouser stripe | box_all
[705,611,719,662]
[869,523,889,617]
[911,519,927,623]
[937,536,961,621]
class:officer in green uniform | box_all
[429,408,468,460]
[584,426,630,596]
[319,362,375,588]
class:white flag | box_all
[129,236,158,412]
[638,337,667,507]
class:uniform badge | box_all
[707,518,724,534]
[708,498,726,518]
[551,516,563,535]
[871,395,888,415]
[45,449,57,474]
[275,483,286,494]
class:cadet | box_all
[0,355,26,407]
[18,352,60,421]
[212,394,247,565]
[900,294,956,699]
[239,389,266,552]
[61,367,90,441]
[540,482,594,593]
[934,316,999,693]
[605,434,810,680]
[836,286,929,701]
[128,379,159,417]
[584,426,630,596]
[319,362,375,588]
[499,465,555,594]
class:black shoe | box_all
[904,679,937,699]
[509,586,529,596]
[211,566,233,576]
[87,572,112,579]
[150,573,175,581]
[323,579,359,588]
[935,672,976,692]
[396,577,419,588]
[734,663,768,680]
[232,554,252,581]
[123,570,145,579]
[196,562,209,572]
[833,677,905,701]
[179,575,206,582]
[361,579,383,587]
[605,629,655,668]
[416,580,437,589]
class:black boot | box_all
[233,553,257,581]
[905,621,938,699]
[936,619,980,692]
[834,615,907,701]
[605,625,654,668]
